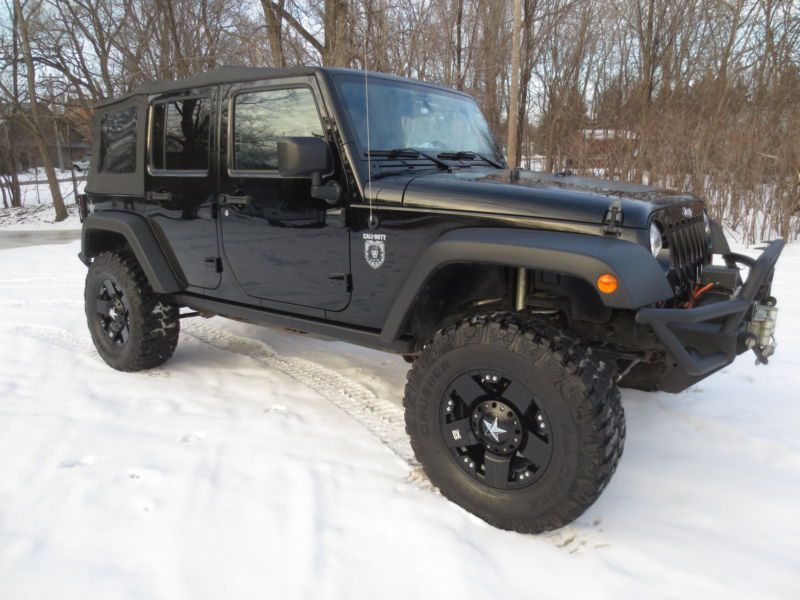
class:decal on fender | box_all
[363,232,386,269]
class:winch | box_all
[746,300,778,364]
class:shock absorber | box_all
[515,267,527,312]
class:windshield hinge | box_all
[602,200,623,236]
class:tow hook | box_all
[745,299,778,365]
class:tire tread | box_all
[403,313,625,533]
[86,251,179,372]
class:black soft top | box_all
[87,66,471,195]
[95,66,320,108]
[95,65,467,109]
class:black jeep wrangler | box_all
[78,67,783,533]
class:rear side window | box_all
[151,97,211,171]
[232,87,323,171]
[99,107,137,174]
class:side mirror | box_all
[277,136,341,205]
[277,136,329,176]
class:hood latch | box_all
[602,200,623,236]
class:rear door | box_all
[144,88,220,290]
[218,77,351,311]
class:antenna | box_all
[364,21,377,229]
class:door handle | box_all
[326,207,346,227]
[219,193,252,207]
[328,273,352,290]
[146,191,173,203]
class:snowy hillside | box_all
[0,236,798,598]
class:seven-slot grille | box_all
[657,204,711,292]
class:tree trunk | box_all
[261,0,286,67]
[455,0,464,90]
[6,125,22,209]
[14,0,67,221]
[7,0,22,207]
[514,0,536,169]
[506,0,522,168]
[323,0,348,66]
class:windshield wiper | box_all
[367,148,451,171]
[437,150,504,169]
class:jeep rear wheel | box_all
[85,252,180,371]
[404,314,625,533]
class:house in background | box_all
[0,103,92,174]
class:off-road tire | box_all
[85,251,180,371]
[404,314,625,533]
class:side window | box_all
[99,107,137,174]
[151,97,211,171]
[233,87,324,171]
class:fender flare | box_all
[379,227,673,344]
[80,212,182,294]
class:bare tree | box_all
[0,0,797,240]
[506,0,522,167]
[261,0,287,67]
[1,0,68,220]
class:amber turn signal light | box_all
[597,273,618,294]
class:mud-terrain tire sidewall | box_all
[85,252,179,371]
[405,317,625,533]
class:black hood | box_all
[393,168,703,229]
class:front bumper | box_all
[636,239,784,392]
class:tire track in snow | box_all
[0,276,83,283]
[0,323,95,355]
[0,322,170,379]
[0,312,414,466]
[0,284,82,290]
[2,282,417,464]
[183,321,419,470]
[0,314,597,550]
[0,300,83,307]
[182,324,600,552]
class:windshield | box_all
[335,75,503,164]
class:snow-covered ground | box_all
[0,169,85,230]
[1,220,799,598]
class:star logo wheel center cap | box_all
[482,416,507,442]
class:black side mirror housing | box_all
[277,137,330,176]
[277,136,341,205]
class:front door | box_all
[144,88,220,290]
[219,78,350,311]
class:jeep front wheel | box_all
[85,251,180,371]
[404,314,625,533]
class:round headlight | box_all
[649,222,663,257]
[703,211,711,237]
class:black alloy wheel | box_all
[441,371,553,489]
[95,277,131,346]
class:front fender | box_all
[379,227,673,343]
